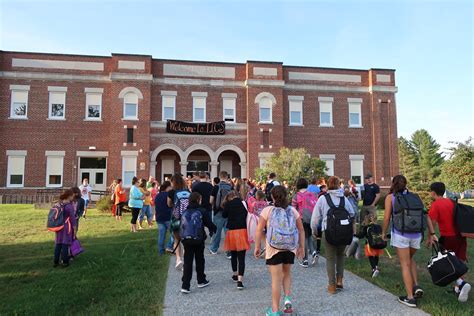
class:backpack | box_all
[267,206,299,250]
[172,190,191,219]
[246,195,257,214]
[453,199,474,238]
[180,208,204,245]
[247,212,259,243]
[265,180,276,201]
[392,192,426,234]
[294,191,317,224]
[47,202,68,232]
[427,242,469,287]
[324,195,353,246]
[215,182,232,211]
[367,224,387,249]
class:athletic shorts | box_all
[266,251,295,265]
[390,233,422,249]
[440,235,468,262]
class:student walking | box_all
[222,190,250,289]
[291,178,318,267]
[382,175,424,308]
[265,172,280,202]
[128,177,144,233]
[139,178,153,229]
[356,213,385,278]
[180,192,217,293]
[192,172,214,217]
[255,185,305,316]
[71,187,85,232]
[361,173,380,219]
[426,182,470,303]
[155,181,173,255]
[114,179,127,221]
[209,171,233,255]
[311,176,356,294]
[79,178,92,219]
[109,180,118,217]
[53,189,76,267]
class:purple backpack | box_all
[267,206,299,250]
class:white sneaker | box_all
[180,288,191,294]
[311,251,318,266]
[372,269,380,278]
[209,249,218,255]
[175,260,183,270]
[459,282,471,303]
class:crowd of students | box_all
[50,170,471,315]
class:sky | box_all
[1,0,473,150]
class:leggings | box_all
[131,207,140,224]
[116,202,125,217]
[369,256,379,270]
[231,250,246,276]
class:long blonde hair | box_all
[362,213,377,226]
[221,190,239,208]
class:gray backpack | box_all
[392,192,426,234]
[215,182,232,210]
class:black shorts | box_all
[266,251,295,265]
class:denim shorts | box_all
[84,199,90,208]
[139,205,153,221]
[390,233,422,249]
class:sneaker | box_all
[209,249,218,255]
[372,269,380,278]
[283,295,293,314]
[237,281,244,290]
[165,248,174,253]
[299,260,309,268]
[259,247,266,258]
[398,296,417,308]
[197,280,210,288]
[311,251,318,265]
[232,275,238,283]
[180,288,191,294]
[226,252,232,260]
[413,285,424,299]
[266,307,283,316]
[175,260,183,270]
[458,282,471,303]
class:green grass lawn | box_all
[344,199,474,316]
[0,205,169,315]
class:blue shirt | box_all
[307,184,321,195]
[128,185,144,209]
[155,191,172,223]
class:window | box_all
[7,151,26,187]
[350,155,364,185]
[123,92,138,120]
[122,156,137,187]
[46,153,64,187]
[288,96,304,126]
[192,93,207,123]
[48,87,67,120]
[162,95,176,121]
[126,128,134,144]
[348,98,362,127]
[10,85,29,119]
[85,90,103,120]
[319,102,333,126]
[222,93,237,123]
[320,154,335,176]
[259,97,273,123]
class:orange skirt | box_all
[224,229,250,251]
[365,244,384,257]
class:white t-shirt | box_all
[79,184,93,201]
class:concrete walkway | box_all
[163,241,429,316]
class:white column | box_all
[150,161,157,179]
[180,161,188,176]
[210,161,219,179]
[239,162,247,179]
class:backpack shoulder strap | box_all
[324,194,336,209]
[339,196,345,208]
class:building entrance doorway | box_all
[77,157,107,192]
[186,160,209,177]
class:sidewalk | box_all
[163,243,429,316]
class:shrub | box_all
[96,196,113,213]
[415,191,433,210]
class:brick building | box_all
[0,50,399,195]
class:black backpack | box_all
[265,180,276,201]
[367,224,387,249]
[392,192,426,234]
[427,242,468,287]
[324,195,353,246]
[453,199,474,239]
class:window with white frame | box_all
[318,97,333,127]
[289,96,303,126]
[348,98,362,127]
[122,155,137,187]
[123,92,138,120]
[320,154,335,176]
[222,93,237,123]
[350,155,364,185]
[85,89,103,120]
[10,85,29,119]
[161,92,176,121]
[48,87,67,119]
[192,92,207,123]
[259,97,273,123]
[46,153,64,187]
[7,151,26,187]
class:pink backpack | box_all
[294,191,317,224]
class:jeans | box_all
[210,212,227,253]
[324,238,346,285]
[182,242,206,289]
[303,222,316,260]
[54,243,69,264]
[157,221,171,254]
[139,205,153,222]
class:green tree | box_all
[255,147,326,193]
[398,136,420,186]
[440,138,474,193]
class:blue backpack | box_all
[172,190,190,219]
[267,206,299,250]
[180,209,204,245]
